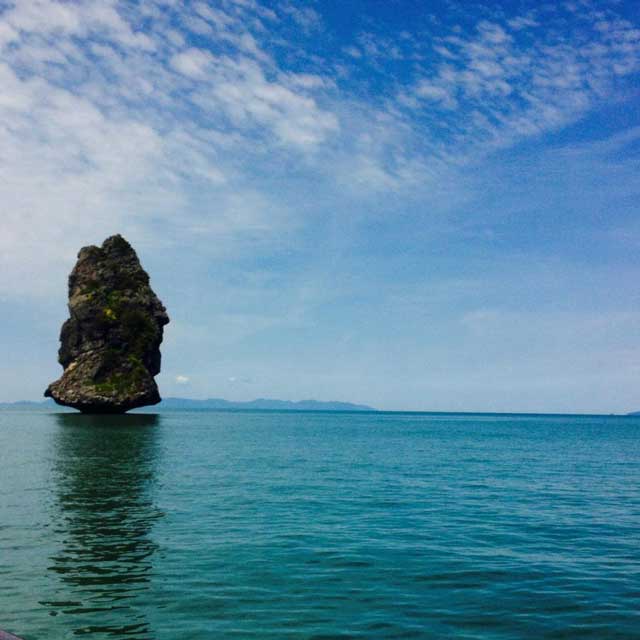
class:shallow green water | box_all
[1,410,639,639]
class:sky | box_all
[1,0,640,413]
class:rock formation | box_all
[45,235,169,413]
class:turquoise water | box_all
[1,411,639,639]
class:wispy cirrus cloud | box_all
[0,0,639,299]
[393,3,640,158]
[0,0,339,295]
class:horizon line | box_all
[1,397,638,418]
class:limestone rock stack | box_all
[45,235,169,413]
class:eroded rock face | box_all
[45,235,169,413]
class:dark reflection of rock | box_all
[44,414,163,638]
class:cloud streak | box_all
[392,4,640,160]
[0,0,339,295]
[0,0,639,298]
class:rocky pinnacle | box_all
[45,235,169,413]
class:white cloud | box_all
[170,47,214,77]
[0,0,639,300]
[415,81,457,108]
[399,4,640,158]
[281,4,322,32]
[2,0,154,50]
[200,56,339,146]
[176,375,190,384]
[343,45,362,59]
[0,0,341,297]
[507,15,539,31]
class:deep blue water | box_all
[1,410,639,639]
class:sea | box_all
[1,410,639,639]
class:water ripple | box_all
[1,411,639,638]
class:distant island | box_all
[0,398,376,412]
[158,398,376,411]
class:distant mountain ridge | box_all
[156,397,375,411]
[0,399,67,411]
[0,397,376,412]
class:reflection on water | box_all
[44,413,163,638]
[2,411,640,639]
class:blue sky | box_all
[1,0,639,412]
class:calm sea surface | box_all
[1,410,639,639]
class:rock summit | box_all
[45,235,169,413]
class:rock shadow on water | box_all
[42,413,164,638]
